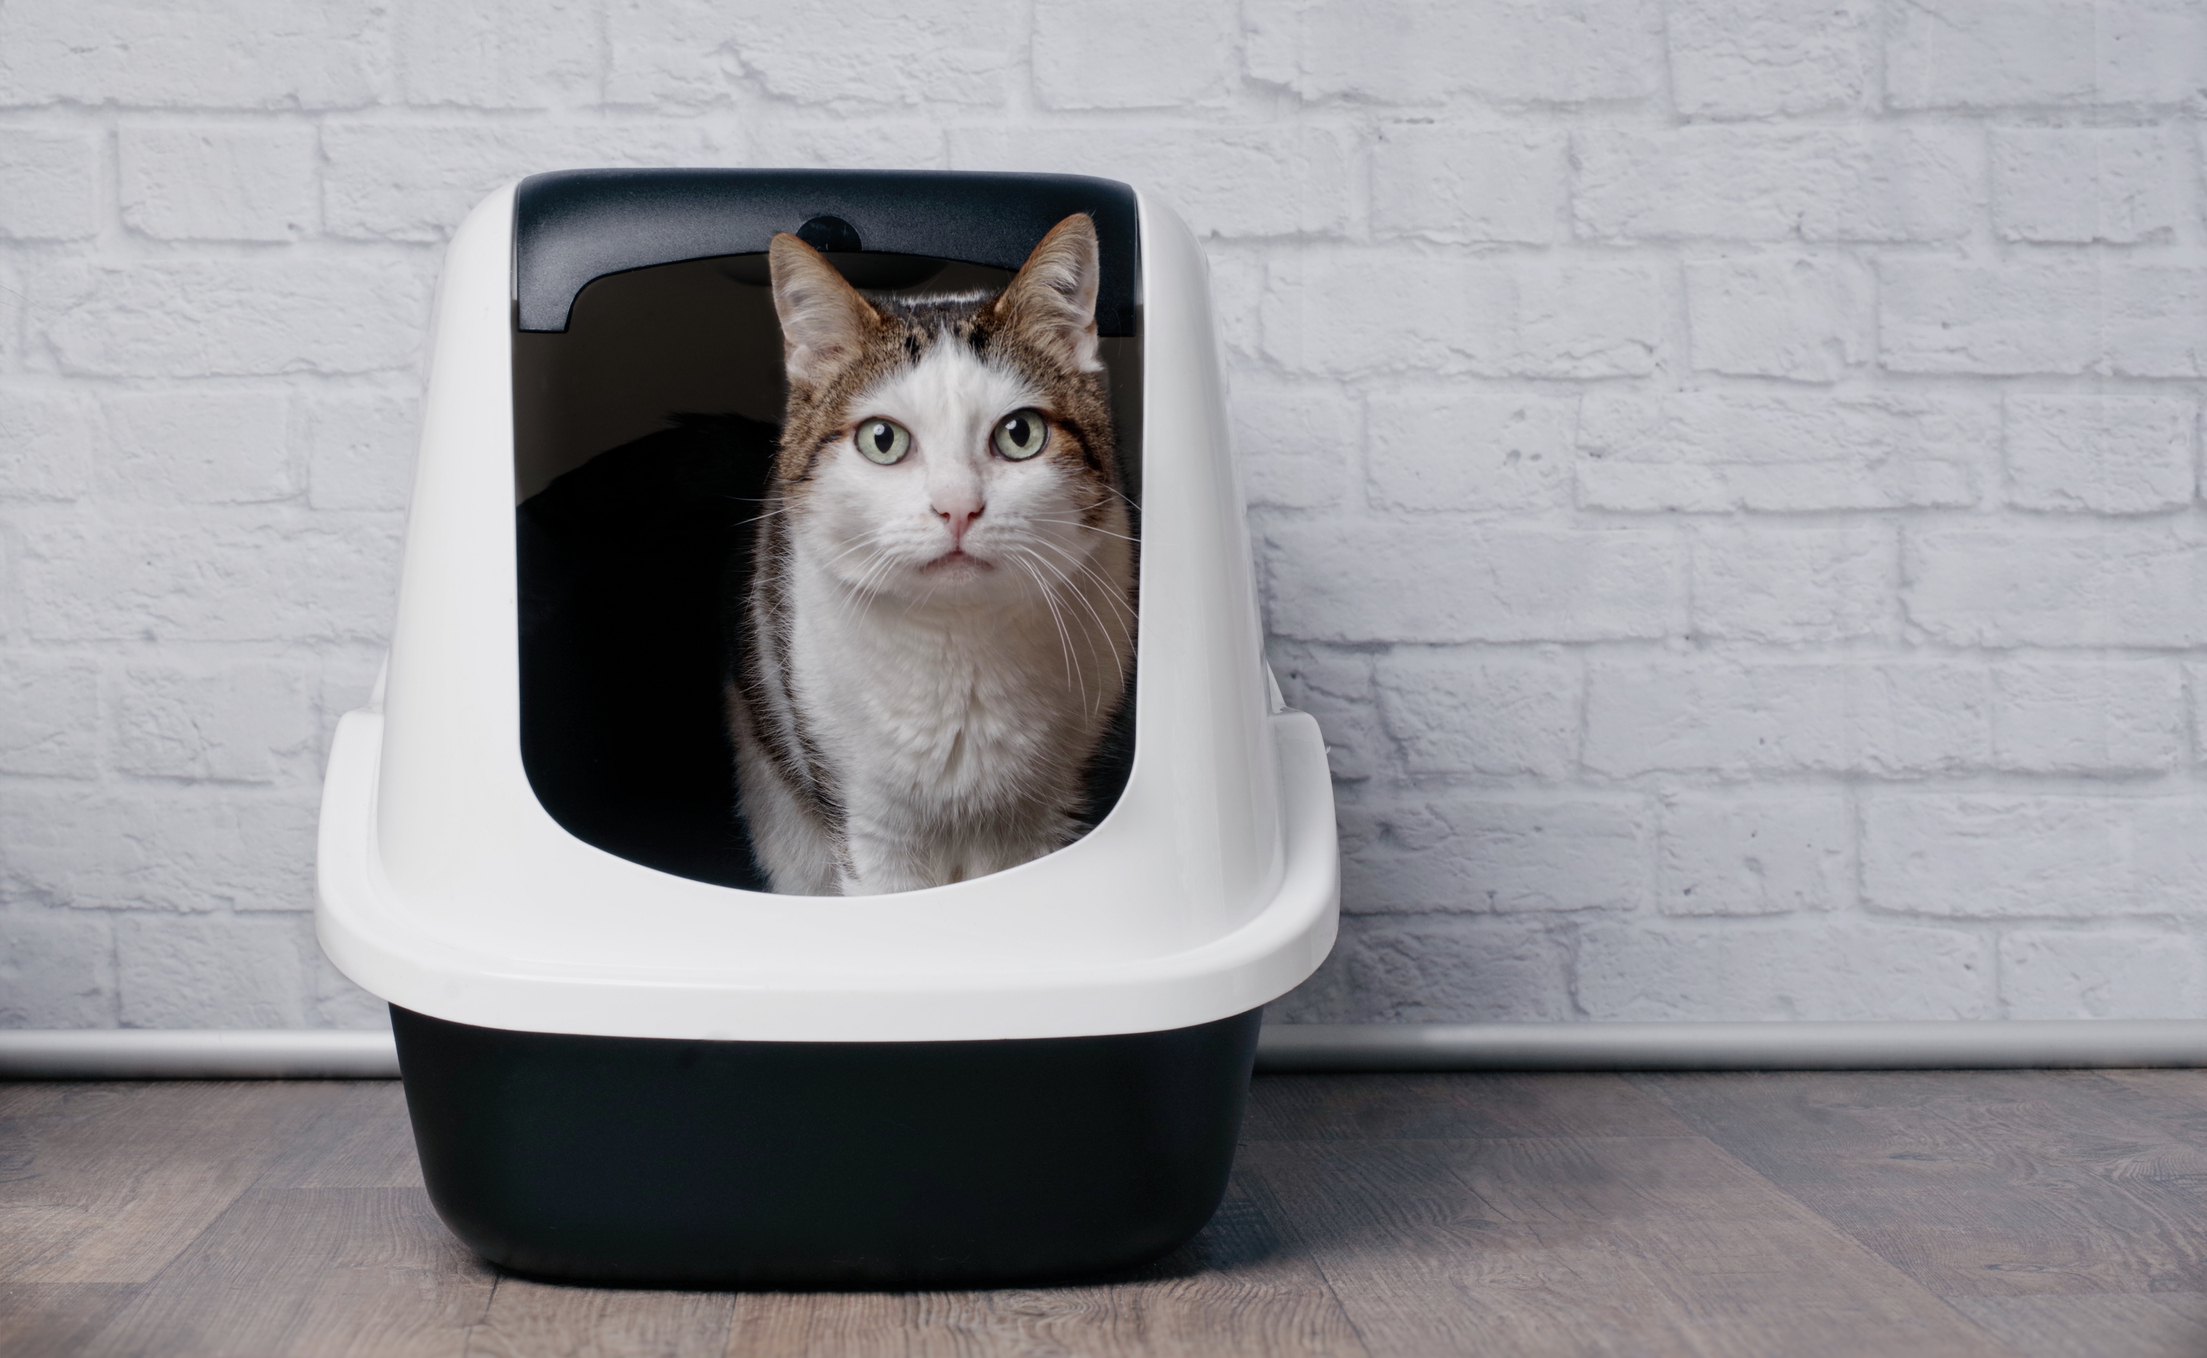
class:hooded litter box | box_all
[315,169,1339,1287]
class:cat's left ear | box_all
[991,214,1102,373]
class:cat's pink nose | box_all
[936,501,983,547]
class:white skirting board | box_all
[2,1022,2206,1079]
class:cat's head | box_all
[765,214,1125,611]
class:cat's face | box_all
[766,216,1124,612]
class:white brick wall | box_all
[2,0,2204,1029]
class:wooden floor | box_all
[9,1071,2207,1357]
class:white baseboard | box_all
[3,1021,2203,1080]
[0,1020,2198,1081]
[1257,1021,2207,1071]
[0,1029,401,1079]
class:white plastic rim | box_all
[314,179,1340,1043]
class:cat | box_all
[727,214,1137,896]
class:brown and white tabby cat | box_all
[728,215,1136,896]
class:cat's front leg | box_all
[839,782,987,893]
[959,809,1081,883]
[732,732,843,895]
[839,821,950,896]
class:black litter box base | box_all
[389,1004,1261,1288]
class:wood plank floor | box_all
[8,1071,2207,1356]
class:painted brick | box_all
[118,125,317,242]
[323,123,730,243]
[1576,390,1992,513]
[0,651,99,777]
[1269,912,1574,1023]
[14,508,403,643]
[0,0,384,109]
[396,0,600,109]
[1031,0,1237,109]
[1205,247,1264,365]
[1261,520,1680,644]
[1889,0,2207,108]
[306,390,419,512]
[1245,0,1662,105]
[0,260,21,371]
[1992,660,2184,774]
[0,130,99,240]
[0,909,115,1026]
[744,121,948,172]
[1576,919,1994,1020]
[1366,392,1574,514]
[1656,790,1854,917]
[2105,269,2207,379]
[1687,255,1870,383]
[1880,259,2097,377]
[605,0,1011,109]
[1267,640,1384,782]
[1573,128,1976,243]
[950,126,1348,240]
[1690,522,1895,644]
[4,0,2207,1032]
[0,388,93,502]
[1373,649,1580,778]
[1905,525,2207,648]
[1992,128,2177,244]
[1863,792,2207,918]
[1882,260,2207,380]
[101,390,294,504]
[1371,127,1567,245]
[2000,928,2207,1019]
[0,785,319,915]
[117,912,311,1027]
[1230,379,1357,511]
[111,660,318,783]
[1584,660,1991,777]
[32,259,431,378]
[2006,394,2196,514]
[1886,0,2094,108]
[2100,1,2207,105]
[1340,795,1649,915]
[2193,664,2207,766]
[1261,250,1661,379]
[1666,0,1872,117]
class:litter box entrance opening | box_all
[512,251,1143,891]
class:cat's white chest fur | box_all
[788,557,1119,891]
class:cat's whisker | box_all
[1009,551,1082,701]
[1027,516,1139,545]
[1011,543,1124,713]
[1020,546,1111,653]
[1025,535,1140,627]
[829,541,905,627]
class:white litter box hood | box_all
[316,179,1338,1043]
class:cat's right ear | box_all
[769,232,877,388]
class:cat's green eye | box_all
[992,409,1049,461]
[855,417,912,465]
